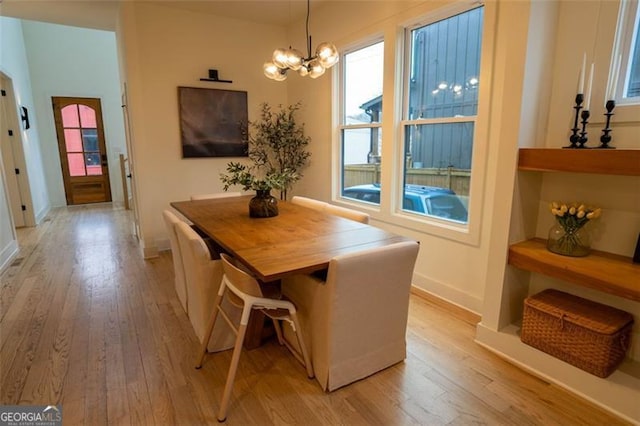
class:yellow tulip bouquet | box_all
[548,201,601,256]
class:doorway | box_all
[0,72,35,227]
[52,97,112,205]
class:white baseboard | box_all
[34,204,50,225]
[0,239,19,273]
[412,270,483,315]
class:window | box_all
[401,6,483,224]
[339,41,384,205]
[613,0,640,102]
[60,104,102,176]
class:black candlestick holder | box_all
[566,93,584,148]
[599,100,616,149]
[578,109,590,148]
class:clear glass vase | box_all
[249,189,279,218]
[546,222,591,257]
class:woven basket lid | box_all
[525,289,634,335]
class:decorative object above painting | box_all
[178,87,248,158]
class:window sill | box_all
[336,196,478,246]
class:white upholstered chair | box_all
[290,195,327,211]
[162,210,188,312]
[190,191,242,201]
[196,253,313,422]
[175,221,240,353]
[323,204,370,224]
[282,240,419,391]
[291,196,369,223]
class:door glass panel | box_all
[61,105,79,127]
[79,104,97,128]
[85,153,102,176]
[64,129,83,152]
[67,153,86,176]
[82,129,98,151]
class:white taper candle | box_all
[578,52,586,94]
[585,63,594,110]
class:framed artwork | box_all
[178,87,248,158]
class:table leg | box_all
[243,279,280,350]
[243,311,271,349]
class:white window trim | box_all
[331,0,494,247]
[334,37,385,206]
[390,2,488,246]
[611,0,640,106]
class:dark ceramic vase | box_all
[249,189,278,218]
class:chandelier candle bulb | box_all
[263,0,338,80]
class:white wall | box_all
[0,17,49,224]
[0,17,49,267]
[21,21,126,207]
[119,3,290,257]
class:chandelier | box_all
[263,0,339,80]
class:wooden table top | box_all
[170,196,413,282]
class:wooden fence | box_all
[344,164,471,196]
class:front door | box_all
[52,97,112,205]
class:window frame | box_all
[336,37,385,209]
[611,0,640,105]
[331,1,493,246]
[393,2,488,244]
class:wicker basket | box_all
[521,289,634,378]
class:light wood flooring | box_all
[0,204,630,425]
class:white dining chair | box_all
[282,240,419,391]
[324,204,370,224]
[175,221,240,354]
[291,195,327,212]
[190,191,242,201]
[162,209,188,313]
[196,253,314,422]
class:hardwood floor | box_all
[0,204,630,425]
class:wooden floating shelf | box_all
[508,238,640,302]
[518,148,640,176]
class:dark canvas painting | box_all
[178,87,248,158]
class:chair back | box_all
[219,253,264,306]
[291,196,326,212]
[324,204,370,224]
[190,192,242,201]
[317,240,419,390]
[175,221,225,341]
[162,210,188,312]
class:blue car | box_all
[343,183,468,223]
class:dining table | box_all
[170,195,413,349]
[170,195,413,282]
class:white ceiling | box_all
[0,0,313,31]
